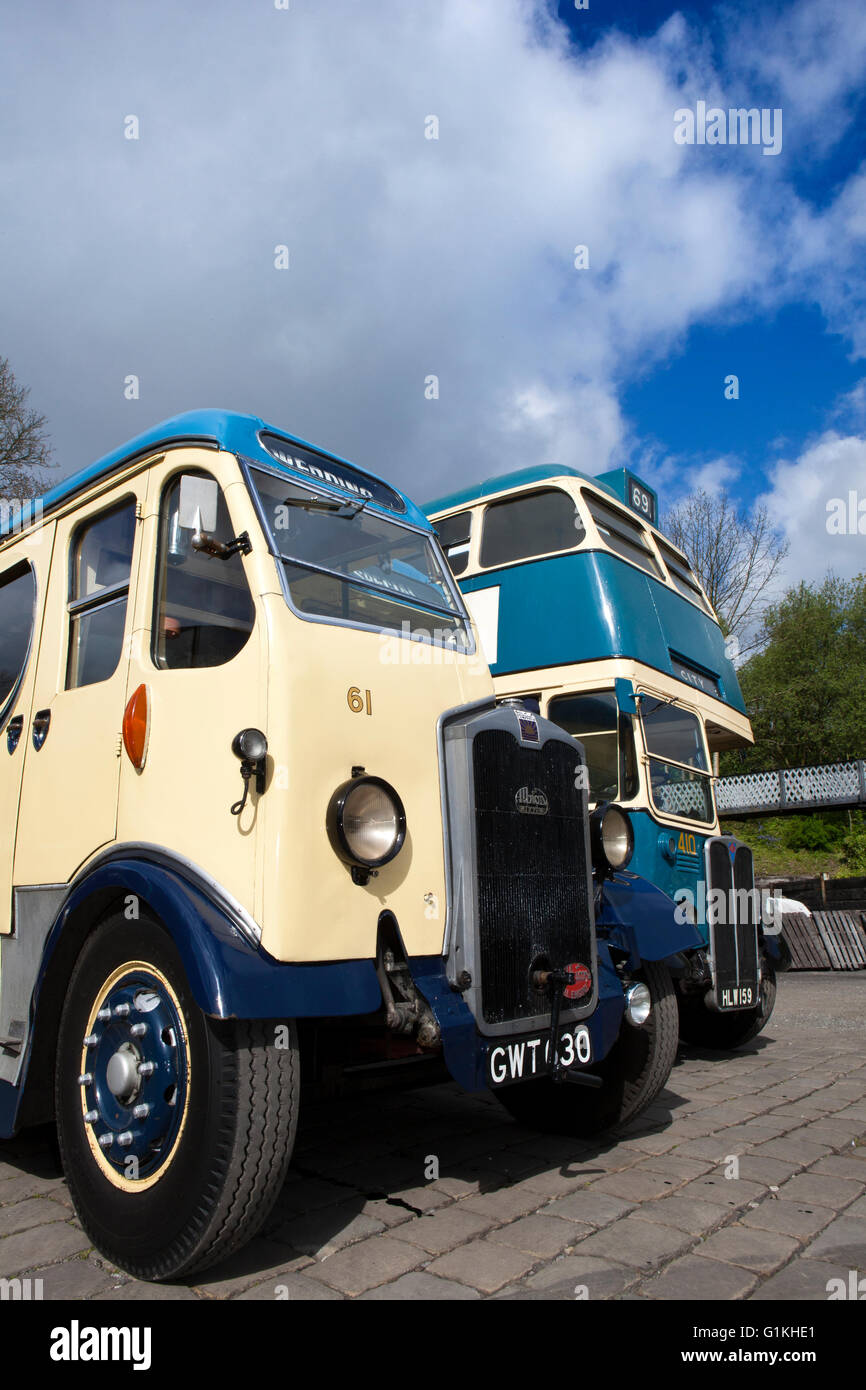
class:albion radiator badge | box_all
[516,712,540,743]
[515,786,549,815]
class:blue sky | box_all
[555,0,866,551]
[1,0,865,591]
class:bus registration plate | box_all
[487,1026,592,1087]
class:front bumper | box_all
[411,941,626,1093]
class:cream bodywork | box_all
[0,524,57,934]
[7,446,492,963]
[494,658,753,835]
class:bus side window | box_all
[0,560,36,722]
[548,691,619,804]
[153,473,255,671]
[480,490,584,569]
[436,511,472,576]
[67,502,136,690]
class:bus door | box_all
[115,461,261,915]
[13,483,146,888]
[0,525,56,934]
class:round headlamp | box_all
[328,775,406,870]
[590,802,634,875]
[624,982,651,1027]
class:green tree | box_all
[0,356,54,499]
[721,574,866,773]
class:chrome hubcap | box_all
[105,1044,141,1103]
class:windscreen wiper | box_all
[280,491,369,519]
[636,693,674,717]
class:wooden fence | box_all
[781,911,866,971]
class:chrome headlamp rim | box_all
[327,774,407,870]
[589,801,635,876]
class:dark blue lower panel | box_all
[411,943,625,1094]
[0,1081,18,1139]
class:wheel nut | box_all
[116,1131,134,1147]
[98,1133,114,1149]
[78,1073,92,1086]
[97,1008,111,1022]
[138,1062,155,1077]
[84,1109,98,1123]
[130,1023,146,1037]
[132,1104,150,1120]
[83,1034,98,1047]
[113,1004,130,1017]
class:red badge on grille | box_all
[564,963,592,999]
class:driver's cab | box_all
[493,661,726,904]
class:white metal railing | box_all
[716,761,866,816]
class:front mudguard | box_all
[595,870,704,971]
[761,927,793,972]
[44,857,383,1020]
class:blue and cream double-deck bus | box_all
[427,465,789,1048]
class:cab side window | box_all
[67,502,136,689]
[153,473,255,670]
[548,691,620,804]
[436,511,472,576]
[0,560,36,721]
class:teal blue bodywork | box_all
[457,551,744,714]
[425,466,744,713]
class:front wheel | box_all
[497,960,679,1137]
[56,914,299,1281]
[677,958,777,1050]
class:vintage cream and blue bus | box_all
[0,412,704,1280]
[427,465,787,1050]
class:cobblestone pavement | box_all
[1,973,864,1301]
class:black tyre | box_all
[497,961,679,1137]
[55,914,299,1281]
[677,958,777,1050]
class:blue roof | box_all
[7,410,431,535]
[424,464,619,516]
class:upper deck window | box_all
[436,510,472,577]
[479,489,584,569]
[582,491,663,580]
[0,560,36,723]
[249,467,470,646]
[656,538,712,615]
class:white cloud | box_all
[0,0,863,508]
[758,431,866,586]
